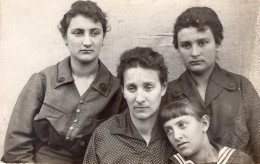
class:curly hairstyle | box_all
[173,7,224,49]
[58,0,110,39]
[117,47,168,86]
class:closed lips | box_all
[177,142,188,147]
[80,49,93,52]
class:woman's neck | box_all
[130,113,158,145]
[70,58,99,78]
[189,63,215,102]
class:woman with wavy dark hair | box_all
[162,7,260,163]
[84,47,176,164]
[2,1,125,163]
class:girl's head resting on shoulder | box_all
[160,98,210,158]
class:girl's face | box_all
[163,114,209,158]
[177,26,220,75]
[122,67,166,122]
[65,15,104,65]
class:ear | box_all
[201,115,210,133]
[161,82,167,96]
[216,44,221,52]
[121,86,126,98]
[63,37,68,45]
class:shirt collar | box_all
[90,60,113,97]
[110,110,167,142]
[54,56,113,97]
[169,142,224,164]
[170,62,236,98]
[54,56,74,88]
[210,63,237,90]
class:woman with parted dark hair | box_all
[2,1,125,163]
[162,7,260,163]
[84,47,176,164]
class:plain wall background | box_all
[0,0,260,157]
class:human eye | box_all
[144,84,154,91]
[178,122,187,129]
[72,30,83,36]
[180,42,191,49]
[198,40,208,47]
[164,128,173,135]
[91,30,101,37]
[127,85,136,92]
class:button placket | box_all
[65,100,83,141]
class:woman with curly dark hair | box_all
[2,1,125,163]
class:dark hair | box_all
[160,98,207,125]
[58,0,109,39]
[173,7,223,49]
[117,47,168,86]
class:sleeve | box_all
[228,77,260,163]
[2,73,45,163]
[242,78,260,163]
[83,129,100,164]
[230,150,255,164]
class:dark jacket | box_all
[3,57,126,163]
[162,63,260,163]
[84,109,177,164]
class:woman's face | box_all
[177,26,219,75]
[163,115,209,159]
[123,67,166,121]
[65,15,104,64]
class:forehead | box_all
[163,115,196,127]
[123,67,160,85]
[68,14,102,30]
[177,26,214,42]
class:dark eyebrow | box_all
[163,125,172,129]
[71,28,84,32]
[179,41,191,44]
[198,38,210,41]
[90,28,102,31]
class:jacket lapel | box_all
[205,63,236,108]
[172,71,204,106]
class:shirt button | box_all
[65,136,70,140]
[57,77,65,83]
[69,126,74,131]
[80,100,83,104]
[80,141,85,146]
[99,83,107,91]
[74,119,78,123]
[76,109,80,113]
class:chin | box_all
[180,150,194,158]
[134,113,150,120]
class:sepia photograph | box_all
[0,0,260,163]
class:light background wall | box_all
[0,0,259,157]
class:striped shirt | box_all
[170,146,254,164]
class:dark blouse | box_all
[84,109,177,164]
[162,63,260,163]
[3,57,126,163]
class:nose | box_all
[173,128,182,141]
[135,89,145,103]
[82,34,91,47]
[191,45,200,57]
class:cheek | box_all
[123,91,135,103]
[95,37,104,45]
